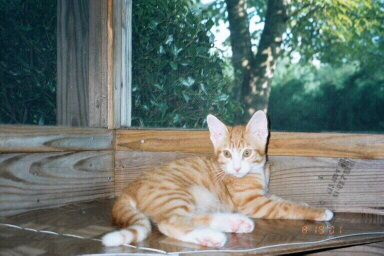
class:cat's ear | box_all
[207,114,228,146]
[246,110,268,143]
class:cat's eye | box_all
[243,149,252,158]
[223,150,232,158]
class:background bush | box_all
[131,0,242,128]
[269,61,384,132]
[0,0,56,125]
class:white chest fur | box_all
[189,185,231,214]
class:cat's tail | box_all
[102,193,151,247]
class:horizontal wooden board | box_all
[115,151,384,215]
[269,132,384,160]
[0,151,114,217]
[116,130,384,159]
[0,125,113,152]
[116,129,211,153]
[306,241,384,255]
[268,156,384,215]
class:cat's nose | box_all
[235,168,241,173]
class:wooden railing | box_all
[1,125,383,217]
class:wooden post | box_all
[110,0,132,128]
[89,0,109,127]
[57,0,131,128]
[57,0,90,127]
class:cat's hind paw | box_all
[184,227,227,248]
[211,213,255,233]
[102,230,133,247]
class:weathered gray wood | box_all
[57,0,90,127]
[0,151,114,216]
[111,0,122,129]
[110,0,132,128]
[114,151,384,214]
[58,0,126,128]
[268,156,384,215]
[0,126,113,152]
[116,130,384,160]
[306,241,384,255]
[88,0,109,127]
[120,0,132,127]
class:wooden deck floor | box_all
[1,199,384,255]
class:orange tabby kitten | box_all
[102,111,333,247]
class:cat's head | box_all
[207,111,268,178]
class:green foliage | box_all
[131,0,242,128]
[0,0,56,125]
[269,61,384,132]
[288,0,384,66]
[199,0,384,67]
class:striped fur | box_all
[102,111,333,248]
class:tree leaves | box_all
[131,0,241,128]
[287,0,384,66]
[0,0,56,125]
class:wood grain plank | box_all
[0,151,114,216]
[305,241,384,255]
[107,0,114,129]
[114,151,384,214]
[57,0,90,127]
[120,0,132,127]
[116,130,212,153]
[88,0,109,128]
[112,0,122,129]
[269,132,384,160]
[268,156,384,215]
[116,130,384,159]
[0,126,113,152]
[110,0,132,128]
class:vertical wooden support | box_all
[57,0,89,127]
[57,0,131,128]
[89,0,109,127]
[110,0,132,128]
[121,0,132,127]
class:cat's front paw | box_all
[211,213,255,233]
[318,209,334,221]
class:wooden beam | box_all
[116,130,210,153]
[268,156,384,215]
[109,0,132,128]
[0,151,114,217]
[114,151,384,214]
[107,0,114,129]
[57,0,131,128]
[57,0,90,127]
[88,0,109,127]
[116,130,384,159]
[306,241,384,255]
[0,126,113,152]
